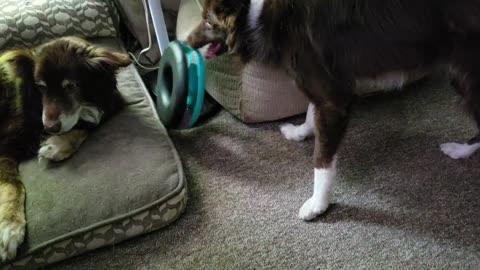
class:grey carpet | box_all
[53,73,479,269]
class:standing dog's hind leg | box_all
[440,138,480,159]
[440,90,480,159]
[281,103,315,142]
[441,39,480,159]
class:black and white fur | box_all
[187,0,480,221]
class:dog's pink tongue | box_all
[206,43,222,59]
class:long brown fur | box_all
[0,36,130,261]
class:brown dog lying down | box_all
[186,0,480,221]
[0,36,131,261]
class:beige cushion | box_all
[204,55,309,123]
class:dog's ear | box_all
[86,48,131,71]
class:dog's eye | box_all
[36,82,47,93]
[62,80,79,92]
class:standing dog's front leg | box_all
[287,50,354,220]
[299,102,351,220]
[38,129,88,162]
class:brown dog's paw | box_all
[0,160,26,262]
[38,130,88,162]
[0,183,26,262]
[0,218,25,261]
[38,138,71,162]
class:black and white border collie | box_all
[186,0,480,221]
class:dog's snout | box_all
[42,99,64,133]
[44,122,62,134]
[45,110,60,121]
[43,111,62,134]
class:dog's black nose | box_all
[44,123,62,134]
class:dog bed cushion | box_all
[1,38,187,269]
[0,0,119,50]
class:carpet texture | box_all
[53,73,479,269]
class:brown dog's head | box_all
[33,36,131,134]
[187,0,246,59]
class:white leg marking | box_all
[248,0,265,30]
[440,142,480,159]
[280,103,315,141]
[299,158,337,221]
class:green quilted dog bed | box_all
[1,40,187,269]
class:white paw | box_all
[298,197,329,221]
[280,124,312,142]
[38,139,68,162]
[0,219,25,261]
[440,142,478,160]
